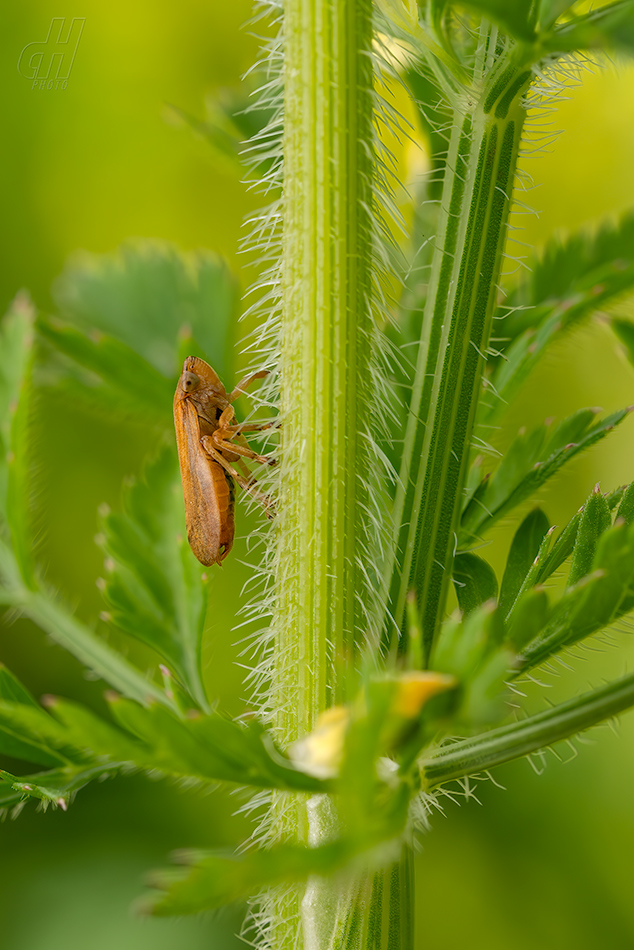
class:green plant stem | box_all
[421,670,634,788]
[267,0,376,946]
[275,0,374,743]
[381,47,531,661]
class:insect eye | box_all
[182,372,200,392]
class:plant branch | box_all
[380,46,531,660]
[421,671,634,788]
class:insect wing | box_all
[174,392,225,566]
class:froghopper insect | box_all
[173,357,275,565]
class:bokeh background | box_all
[2,2,634,948]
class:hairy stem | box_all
[266,0,376,946]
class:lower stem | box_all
[300,798,414,950]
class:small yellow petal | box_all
[391,672,457,719]
[288,706,350,778]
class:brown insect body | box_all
[174,356,272,566]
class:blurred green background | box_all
[2,2,634,948]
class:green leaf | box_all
[532,484,625,585]
[432,604,514,728]
[106,697,262,784]
[45,694,325,793]
[184,709,323,793]
[452,552,498,615]
[453,0,536,41]
[461,645,514,726]
[461,408,631,543]
[98,449,209,709]
[541,1,634,55]
[20,591,175,709]
[616,481,634,523]
[0,699,81,766]
[142,840,352,916]
[52,241,238,380]
[521,518,634,670]
[0,294,37,587]
[165,83,275,176]
[499,508,550,617]
[0,296,34,521]
[0,663,39,707]
[0,667,68,767]
[0,723,66,769]
[0,763,117,813]
[613,317,634,371]
[404,67,450,203]
[485,212,634,423]
[506,586,549,650]
[568,486,612,586]
[37,316,174,424]
[537,0,577,30]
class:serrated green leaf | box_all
[0,762,117,813]
[45,696,147,763]
[568,486,612,586]
[0,668,67,767]
[452,552,498,615]
[0,724,66,769]
[461,408,631,543]
[531,484,625,584]
[485,212,634,423]
[52,241,238,380]
[0,699,79,767]
[106,697,256,782]
[535,510,582,583]
[37,316,174,423]
[185,711,323,793]
[42,691,325,792]
[521,519,634,670]
[20,590,175,709]
[98,449,209,708]
[499,508,550,617]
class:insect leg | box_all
[228,370,268,403]
[212,433,276,466]
[200,437,275,517]
[214,405,276,466]
[224,420,279,435]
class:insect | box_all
[173,356,275,566]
